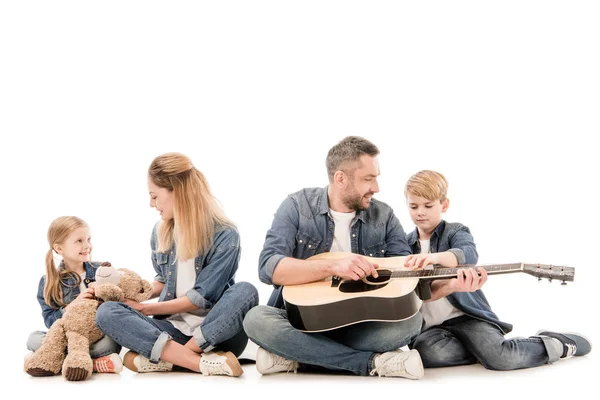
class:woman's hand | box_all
[125,299,150,315]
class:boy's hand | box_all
[404,253,439,269]
[332,255,379,281]
[405,252,459,269]
[448,267,488,292]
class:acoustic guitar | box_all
[282,252,574,332]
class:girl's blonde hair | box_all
[149,152,232,260]
[404,170,449,202]
[44,216,88,308]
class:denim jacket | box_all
[36,261,101,329]
[151,222,240,320]
[259,186,411,308]
[407,220,512,333]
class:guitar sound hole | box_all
[339,280,388,293]
[365,269,392,283]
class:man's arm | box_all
[259,196,378,286]
[273,255,379,285]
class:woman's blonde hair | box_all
[404,170,448,202]
[149,152,232,260]
[44,216,88,308]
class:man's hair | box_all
[404,170,448,202]
[326,136,379,181]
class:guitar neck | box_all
[390,263,525,281]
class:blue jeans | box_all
[27,330,121,358]
[96,281,258,362]
[243,305,422,376]
[411,315,562,370]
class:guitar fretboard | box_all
[389,263,524,281]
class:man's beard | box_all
[342,191,372,212]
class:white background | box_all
[1,1,598,398]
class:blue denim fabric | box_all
[259,186,411,308]
[96,282,258,361]
[412,315,561,369]
[407,220,512,334]
[27,330,121,358]
[36,261,102,328]
[244,305,422,376]
[150,223,241,317]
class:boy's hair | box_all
[149,152,233,260]
[404,170,448,202]
[326,136,379,181]
[45,216,88,308]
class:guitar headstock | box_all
[522,263,575,284]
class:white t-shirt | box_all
[329,209,356,253]
[167,258,208,336]
[419,239,464,330]
[79,272,87,292]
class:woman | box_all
[96,152,258,377]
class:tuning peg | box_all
[561,281,567,286]
[548,278,552,283]
[538,277,542,281]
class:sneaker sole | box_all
[407,350,425,380]
[214,351,244,377]
[123,351,140,372]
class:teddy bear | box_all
[24,262,152,381]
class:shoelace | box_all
[200,358,230,375]
[370,355,407,377]
[138,358,171,372]
[272,355,298,373]
[93,359,113,373]
[564,343,577,358]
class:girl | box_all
[96,152,258,377]
[27,216,123,373]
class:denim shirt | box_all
[151,222,240,320]
[407,220,513,333]
[259,186,411,308]
[36,261,100,329]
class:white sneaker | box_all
[256,347,298,375]
[123,351,173,373]
[92,353,123,373]
[199,351,243,377]
[370,349,424,380]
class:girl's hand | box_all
[66,287,95,309]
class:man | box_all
[243,136,424,379]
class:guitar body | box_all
[283,252,423,332]
[282,252,576,332]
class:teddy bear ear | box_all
[117,268,134,275]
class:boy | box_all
[403,170,591,370]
